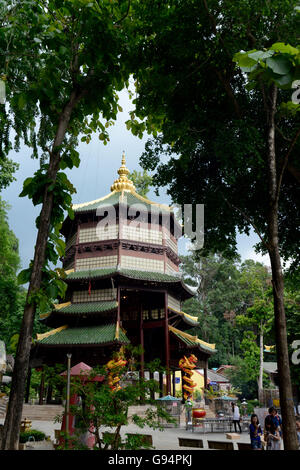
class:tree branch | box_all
[221,193,270,252]
[215,69,242,118]
[275,125,292,142]
[114,0,131,25]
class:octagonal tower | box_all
[31,153,216,397]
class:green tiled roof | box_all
[67,267,187,284]
[53,301,117,315]
[73,191,171,214]
[169,327,216,355]
[38,323,130,346]
[121,269,183,283]
[67,268,116,280]
[168,307,199,327]
[66,268,195,297]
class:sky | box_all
[1,87,271,271]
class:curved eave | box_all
[36,323,130,347]
[169,307,199,327]
[64,268,194,301]
[71,189,173,215]
[66,268,192,293]
[168,325,216,355]
[40,301,118,325]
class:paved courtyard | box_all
[1,417,269,450]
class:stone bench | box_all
[237,442,253,450]
[178,437,204,448]
[207,440,234,450]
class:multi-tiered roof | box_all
[32,154,215,378]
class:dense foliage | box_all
[0,198,46,353]
[1,1,141,448]
[129,0,300,265]
[181,253,299,398]
[54,350,173,450]
[19,429,46,443]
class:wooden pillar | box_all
[25,367,32,404]
[39,370,45,405]
[181,369,185,403]
[164,292,171,395]
[204,360,208,390]
[46,384,53,404]
[159,372,163,397]
[172,370,176,397]
[149,371,155,400]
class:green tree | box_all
[129,169,153,197]
[236,260,274,398]
[225,356,261,400]
[55,355,172,450]
[0,197,24,351]
[233,40,300,450]
[0,197,20,276]
[129,0,299,449]
[1,0,137,449]
[181,253,246,365]
[0,198,46,353]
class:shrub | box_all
[19,430,46,443]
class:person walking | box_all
[264,407,281,450]
[231,402,242,433]
[273,408,283,443]
[184,397,193,430]
[249,414,263,450]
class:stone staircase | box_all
[128,404,156,419]
[21,404,64,421]
[0,399,63,422]
[0,400,214,422]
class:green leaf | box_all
[266,56,292,75]
[55,238,66,257]
[18,94,27,110]
[270,43,299,56]
[233,52,257,70]
[279,101,300,116]
[273,72,294,87]
[17,268,31,285]
[248,50,274,61]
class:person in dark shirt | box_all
[264,407,281,450]
[273,408,282,437]
[249,414,263,450]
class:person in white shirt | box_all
[231,402,242,433]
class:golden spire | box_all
[110,151,136,192]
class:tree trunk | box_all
[24,367,31,404]
[39,370,45,405]
[266,84,298,450]
[258,327,263,402]
[46,383,53,404]
[1,89,81,450]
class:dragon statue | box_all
[106,349,127,392]
[179,354,197,400]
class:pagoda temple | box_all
[30,153,216,397]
